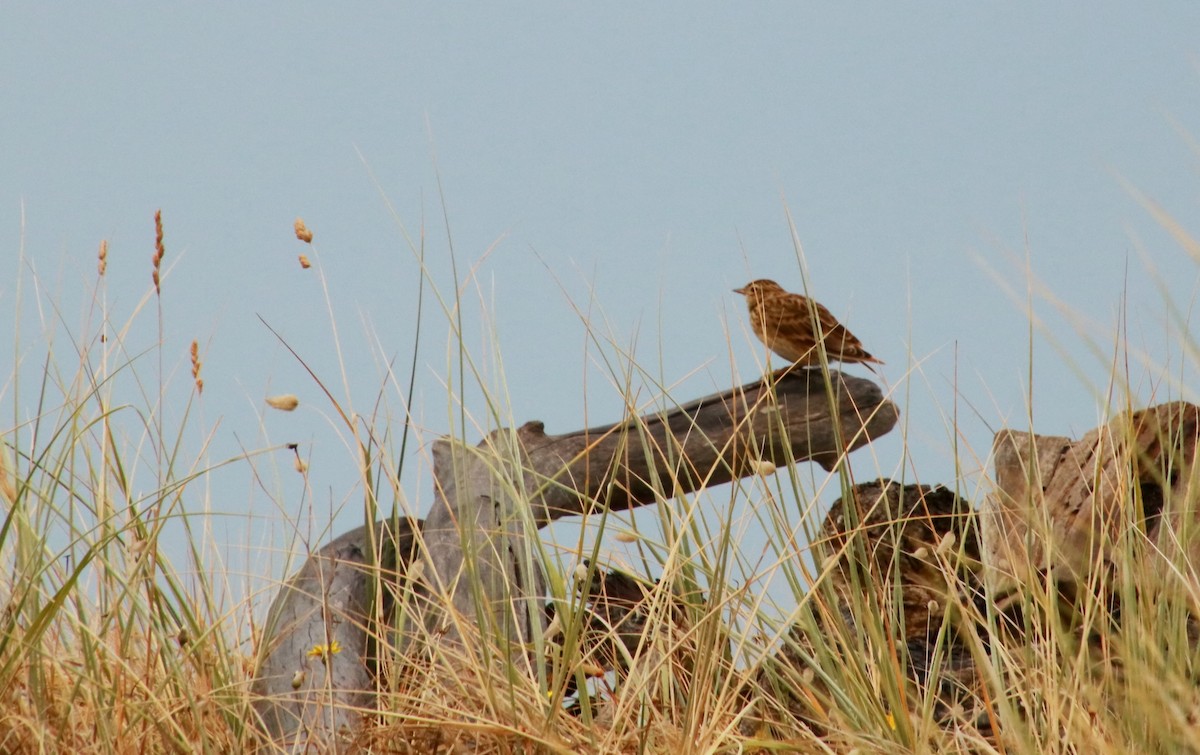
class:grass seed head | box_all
[152,209,164,295]
[266,395,300,411]
[287,443,308,474]
[190,341,203,394]
[936,531,957,555]
[748,458,777,476]
[294,217,313,243]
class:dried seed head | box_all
[748,458,777,476]
[936,531,957,556]
[266,394,300,411]
[152,210,164,295]
[190,341,203,394]
[542,612,562,641]
[288,442,309,473]
[298,254,311,269]
[579,662,606,678]
[97,240,108,276]
[614,530,639,543]
[291,670,306,689]
[294,217,313,243]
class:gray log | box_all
[418,368,898,645]
[982,401,1200,603]
[748,481,986,737]
[251,368,898,747]
[250,519,419,753]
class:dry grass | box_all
[2,206,1199,755]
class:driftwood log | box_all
[982,401,1200,604]
[420,368,898,646]
[249,519,421,751]
[251,369,898,749]
[817,482,984,639]
[751,403,1200,741]
[749,480,987,739]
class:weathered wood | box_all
[418,368,898,646]
[818,480,984,642]
[748,481,986,737]
[251,368,897,746]
[749,401,1200,743]
[250,519,420,753]
[527,367,898,520]
[982,402,1200,601]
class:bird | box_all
[733,279,883,371]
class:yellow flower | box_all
[307,640,343,661]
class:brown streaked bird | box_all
[733,279,883,371]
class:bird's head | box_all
[733,279,785,300]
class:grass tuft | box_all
[1,192,1198,754]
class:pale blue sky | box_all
[4,5,1199,610]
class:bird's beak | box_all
[732,287,745,295]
